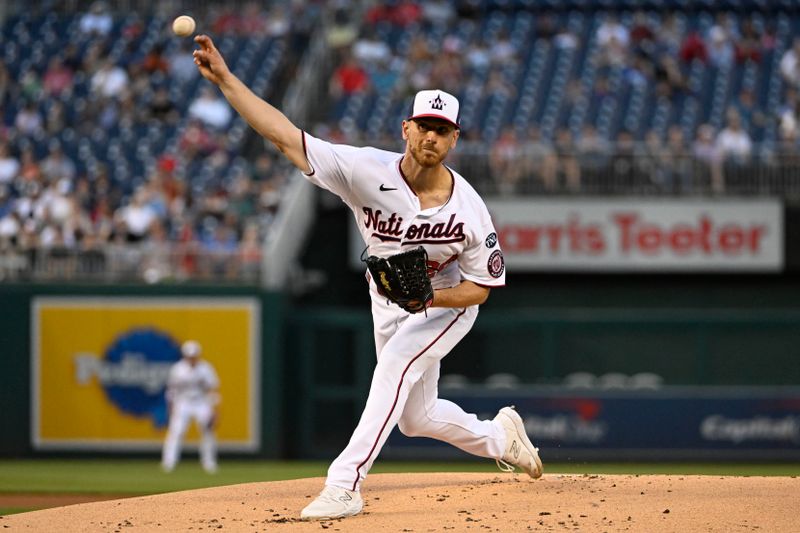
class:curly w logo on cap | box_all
[409,89,460,128]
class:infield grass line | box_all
[0,459,798,495]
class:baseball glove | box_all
[365,246,434,314]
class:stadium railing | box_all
[0,243,261,284]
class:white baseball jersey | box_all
[165,359,219,405]
[302,132,509,492]
[162,358,220,473]
[302,133,506,289]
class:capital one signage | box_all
[487,199,783,271]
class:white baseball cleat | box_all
[300,485,363,520]
[494,406,543,479]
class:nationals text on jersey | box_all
[364,207,466,244]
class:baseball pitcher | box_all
[192,33,542,519]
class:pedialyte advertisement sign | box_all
[31,297,261,451]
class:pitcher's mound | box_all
[2,472,798,532]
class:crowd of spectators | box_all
[323,3,800,195]
[3,1,800,282]
[0,1,316,282]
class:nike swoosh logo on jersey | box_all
[379,184,397,191]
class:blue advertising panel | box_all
[383,387,800,460]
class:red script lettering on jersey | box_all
[364,207,404,241]
[364,208,466,244]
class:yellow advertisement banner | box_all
[32,297,260,451]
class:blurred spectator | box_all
[369,59,399,95]
[121,14,144,40]
[97,98,119,131]
[91,59,130,99]
[637,129,668,190]
[0,143,20,185]
[40,142,76,182]
[365,1,421,28]
[624,53,651,88]
[554,27,579,50]
[597,14,629,50]
[115,188,157,243]
[521,126,557,192]
[430,52,463,95]
[229,170,256,222]
[238,222,262,281]
[61,44,83,74]
[331,54,369,97]
[327,8,358,53]
[90,196,116,242]
[18,150,43,185]
[188,87,232,130]
[597,14,629,67]
[779,89,800,143]
[576,124,612,173]
[19,69,43,102]
[732,89,766,132]
[707,25,735,68]
[252,153,277,183]
[422,0,456,27]
[149,87,178,124]
[485,70,516,100]
[140,220,172,282]
[45,101,67,136]
[263,4,290,38]
[212,7,244,35]
[654,53,687,98]
[629,11,655,51]
[353,27,393,66]
[232,2,267,35]
[141,44,169,74]
[0,203,20,243]
[465,37,491,70]
[554,128,581,192]
[534,13,558,41]
[663,126,692,194]
[42,58,74,98]
[679,30,708,64]
[735,18,762,64]
[200,219,238,279]
[489,130,524,195]
[168,41,198,83]
[180,120,219,161]
[612,129,637,189]
[692,123,724,193]
[15,102,43,137]
[657,13,682,55]
[780,38,800,88]
[0,60,11,104]
[79,1,113,37]
[490,30,518,66]
[716,111,752,165]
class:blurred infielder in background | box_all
[161,340,220,474]
[192,33,542,519]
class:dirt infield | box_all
[1,472,798,532]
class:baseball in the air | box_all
[172,15,196,37]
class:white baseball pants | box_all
[326,286,506,492]
[161,400,217,472]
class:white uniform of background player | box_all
[190,34,542,521]
[161,340,220,473]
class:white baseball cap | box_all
[181,340,202,358]
[408,89,460,129]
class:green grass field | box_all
[1,459,798,515]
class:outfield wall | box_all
[2,281,800,460]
